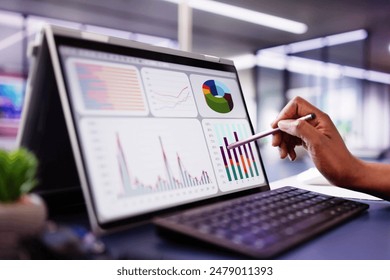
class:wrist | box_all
[329,154,365,189]
[345,157,367,187]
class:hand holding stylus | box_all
[264,96,390,202]
[271,96,363,187]
[227,113,315,150]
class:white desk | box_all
[270,173,381,201]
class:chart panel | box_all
[190,74,246,118]
[116,134,212,195]
[203,119,265,192]
[79,118,217,221]
[65,58,149,116]
[141,68,197,117]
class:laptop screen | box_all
[55,34,267,229]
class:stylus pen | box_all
[227,113,316,150]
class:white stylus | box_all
[227,113,316,150]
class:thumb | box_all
[278,119,318,141]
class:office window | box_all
[362,82,390,149]
[325,77,363,145]
[256,67,284,135]
[0,11,26,149]
[0,9,177,150]
[255,30,390,155]
[328,41,365,68]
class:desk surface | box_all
[98,194,390,260]
[52,173,390,260]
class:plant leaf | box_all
[0,148,38,202]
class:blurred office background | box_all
[0,0,389,180]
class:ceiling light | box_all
[256,51,287,70]
[288,38,325,53]
[0,20,39,52]
[287,29,368,54]
[0,31,26,52]
[287,56,327,77]
[323,62,342,79]
[255,51,390,84]
[342,66,366,79]
[229,54,256,70]
[0,10,24,28]
[162,0,308,34]
[326,29,367,46]
[365,70,390,84]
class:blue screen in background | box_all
[0,79,24,119]
[0,76,25,137]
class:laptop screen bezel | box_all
[50,30,270,232]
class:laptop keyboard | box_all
[154,186,369,258]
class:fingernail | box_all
[288,154,295,161]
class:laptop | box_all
[18,25,368,259]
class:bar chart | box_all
[66,58,149,116]
[219,131,260,181]
[203,119,265,192]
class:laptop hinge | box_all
[204,54,220,62]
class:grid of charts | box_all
[64,53,265,218]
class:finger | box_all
[278,118,320,145]
[274,131,297,152]
[271,97,323,127]
[271,131,282,147]
[288,148,297,161]
[284,134,299,161]
[279,140,289,159]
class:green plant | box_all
[0,148,38,203]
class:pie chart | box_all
[202,80,234,113]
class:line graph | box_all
[116,133,212,196]
[79,118,217,219]
[150,86,192,110]
[141,68,198,117]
